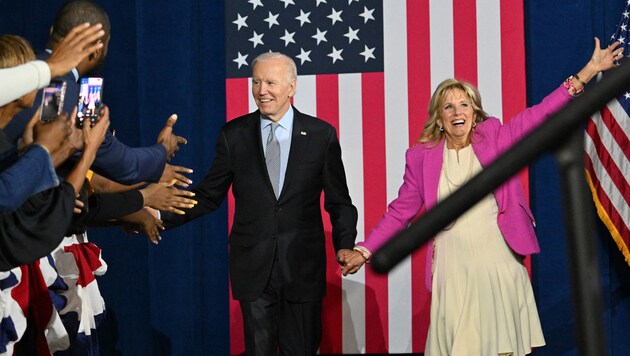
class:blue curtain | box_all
[2,0,630,355]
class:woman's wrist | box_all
[564,76,584,97]
[353,246,372,262]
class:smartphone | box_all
[39,80,67,122]
[76,77,104,128]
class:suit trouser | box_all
[239,251,322,356]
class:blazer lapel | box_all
[245,111,279,200]
[471,130,506,211]
[424,140,445,209]
[280,108,310,200]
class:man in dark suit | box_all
[163,52,359,355]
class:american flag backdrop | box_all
[224,0,526,354]
[585,3,630,268]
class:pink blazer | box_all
[357,85,572,289]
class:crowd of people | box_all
[1,0,624,355]
[0,1,196,354]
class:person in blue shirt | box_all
[0,30,104,212]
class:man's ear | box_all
[289,79,296,97]
[88,40,105,62]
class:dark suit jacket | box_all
[164,107,358,302]
[3,52,167,185]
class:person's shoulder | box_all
[475,117,501,134]
[479,117,501,127]
[224,112,257,130]
[408,141,438,153]
[293,109,336,134]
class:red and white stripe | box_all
[225,0,525,353]
[585,98,630,263]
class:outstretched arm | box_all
[570,38,622,93]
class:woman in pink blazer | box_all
[341,38,622,356]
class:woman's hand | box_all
[590,37,623,73]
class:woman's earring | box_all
[472,122,477,131]
[438,126,444,132]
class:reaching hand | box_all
[46,23,105,78]
[81,105,110,155]
[121,207,164,244]
[161,163,193,188]
[139,181,197,214]
[156,114,188,161]
[570,38,624,91]
[590,37,623,73]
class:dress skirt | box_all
[424,145,545,356]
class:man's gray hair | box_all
[251,52,297,82]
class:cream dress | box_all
[424,145,545,356]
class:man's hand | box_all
[46,23,105,78]
[139,182,197,215]
[161,163,193,188]
[121,207,164,245]
[338,249,368,276]
[156,114,187,161]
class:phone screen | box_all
[76,77,104,128]
[40,80,67,122]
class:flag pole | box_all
[556,128,607,356]
[371,58,630,356]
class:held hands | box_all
[157,114,188,161]
[337,248,368,276]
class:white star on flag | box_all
[279,0,295,8]
[312,28,328,45]
[327,8,343,25]
[327,46,343,63]
[264,12,279,28]
[233,14,248,30]
[344,27,360,43]
[296,48,312,64]
[249,31,264,48]
[232,52,248,68]
[280,30,296,46]
[248,0,263,10]
[359,7,375,23]
[295,9,311,26]
[360,45,375,62]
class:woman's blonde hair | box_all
[0,35,35,69]
[419,78,489,143]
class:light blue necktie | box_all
[266,122,281,198]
